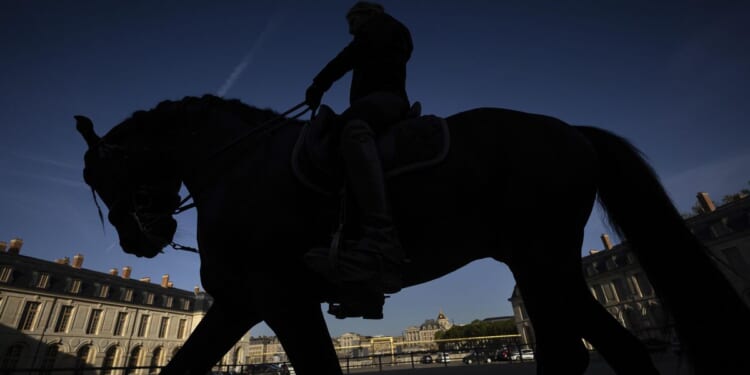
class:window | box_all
[1,343,24,370]
[69,279,82,294]
[75,345,92,374]
[54,306,74,332]
[122,288,134,302]
[99,284,110,298]
[102,346,120,375]
[36,273,50,289]
[164,296,173,308]
[149,347,163,373]
[137,315,150,337]
[145,292,155,305]
[633,273,653,297]
[18,301,41,330]
[41,344,60,371]
[85,309,102,334]
[601,283,617,303]
[0,266,13,282]
[182,298,191,311]
[125,346,142,375]
[176,319,187,339]
[589,285,604,302]
[113,312,128,336]
[158,317,169,338]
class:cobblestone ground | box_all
[354,352,689,375]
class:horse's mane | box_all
[104,94,285,144]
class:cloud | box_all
[217,10,283,97]
[4,169,87,189]
[9,151,80,170]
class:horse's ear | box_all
[75,115,100,148]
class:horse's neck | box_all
[176,105,301,204]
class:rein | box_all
[167,101,311,253]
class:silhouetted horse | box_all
[76,94,749,374]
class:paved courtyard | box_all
[354,352,690,375]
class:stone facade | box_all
[401,309,453,352]
[0,246,251,372]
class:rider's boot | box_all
[305,119,406,294]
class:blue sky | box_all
[1,0,749,338]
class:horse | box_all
[75,94,750,374]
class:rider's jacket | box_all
[312,12,413,105]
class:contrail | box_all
[217,11,282,97]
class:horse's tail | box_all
[575,125,750,373]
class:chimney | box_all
[140,277,151,283]
[72,253,84,268]
[161,274,170,288]
[600,234,613,250]
[167,281,173,288]
[122,266,132,279]
[697,192,716,213]
[109,268,118,276]
[194,285,201,295]
[8,238,23,255]
[0,241,7,253]
[56,257,70,265]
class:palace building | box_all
[0,241,251,371]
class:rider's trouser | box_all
[338,92,409,285]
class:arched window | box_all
[74,345,92,375]
[41,344,60,372]
[149,347,163,374]
[102,346,120,375]
[1,343,24,370]
[125,346,141,375]
[232,347,245,373]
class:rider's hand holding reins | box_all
[305,83,324,111]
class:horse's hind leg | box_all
[160,300,261,375]
[264,301,343,375]
[575,277,659,374]
[509,231,591,375]
[510,226,658,375]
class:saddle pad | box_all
[292,115,450,196]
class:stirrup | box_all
[328,293,387,320]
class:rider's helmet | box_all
[346,1,385,18]
[346,1,384,34]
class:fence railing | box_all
[13,341,646,374]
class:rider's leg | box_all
[339,119,405,293]
[304,92,408,294]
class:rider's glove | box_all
[305,83,324,110]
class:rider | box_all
[304,1,412,294]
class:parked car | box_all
[248,363,286,374]
[420,354,433,364]
[493,348,511,361]
[509,349,535,361]
[462,351,492,364]
[435,352,451,363]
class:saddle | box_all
[292,102,450,196]
[291,103,450,320]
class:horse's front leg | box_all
[160,299,261,375]
[264,299,343,375]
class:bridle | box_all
[124,101,313,254]
[171,101,311,215]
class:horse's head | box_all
[76,115,181,258]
